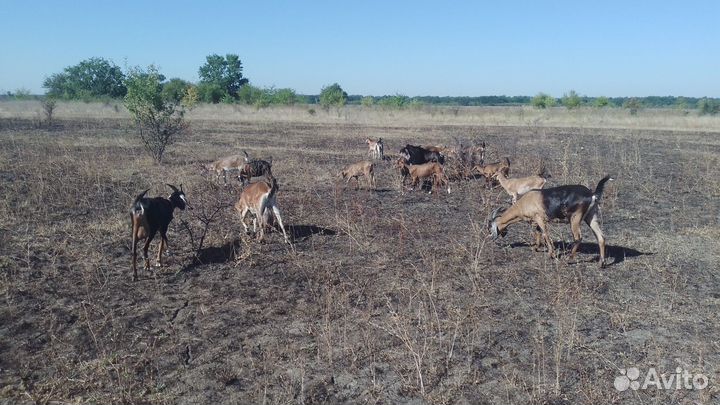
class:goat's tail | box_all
[131,189,150,216]
[583,176,614,222]
[593,175,614,202]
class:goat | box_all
[130,184,188,281]
[365,137,384,160]
[340,160,376,190]
[473,157,510,187]
[202,155,245,185]
[238,150,273,186]
[489,176,613,267]
[494,167,550,204]
[396,159,450,194]
[399,144,445,165]
[234,174,289,243]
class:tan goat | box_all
[473,157,510,187]
[202,155,245,185]
[396,159,450,194]
[494,169,549,204]
[234,175,289,243]
[365,138,384,160]
[340,161,376,189]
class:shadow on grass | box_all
[288,224,337,242]
[508,241,653,267]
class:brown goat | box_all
[396,159,450,194]
[489,176,613,267]
[234,175,289,243]
[473,157,510,187]
[340,161,376,189]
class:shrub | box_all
[124,65,189,163]
[562,90,581,109]
[623,98,642,115]
[361,96,375,107]
[531,93,556,109]
[378,94,409,108]
[594,96,611,108]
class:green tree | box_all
[43,57,126,100]
[272,88,297,105]
[594,96,611,108]
[562,90,581,109]
[196,82,226,104]
[319,83,347,110]
[697,97,719,115]
[237,84,264,105]
[623,98,642,115]
[124,65,189,163]
[378,94,409,108]
[162,78,192,103]
[531,92,556,109]
[198,54,249,102]
[361,96,375,107]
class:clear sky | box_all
[1,1,719,97]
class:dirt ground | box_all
[1,107,719,404]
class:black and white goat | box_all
[130,184,188,281]
[489,176,613,267]
[239,150,273,186]
[399,144,445,165]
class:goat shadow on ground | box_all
[288,224,337,242]
[508,241,653,267]
[178,240,241,275]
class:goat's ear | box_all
[179,184,183,192]
[166,184,179,193]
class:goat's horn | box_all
[135,188,150,202]
[490,207,504,220]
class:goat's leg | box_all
[532,225,543,252]
[568,213,583,260]
[156,229,169,267]
[586,213,607,267]
[240,207,251,235]
[271,205,290,243]
[131,216,139,281]
[142,232,156,271]
[535,218,554,258]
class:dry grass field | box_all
[1,101,719,404]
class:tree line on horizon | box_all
[4,55,719,115]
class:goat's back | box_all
[540,185,593,220]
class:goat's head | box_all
[488,207,507,239]
[167,184,188,210]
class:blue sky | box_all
[2,1,719,97]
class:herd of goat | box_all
[129,137,613,281]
